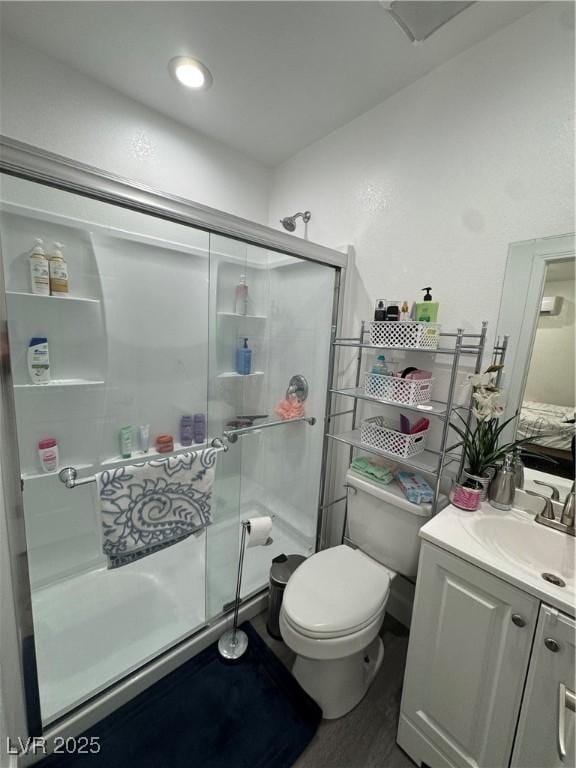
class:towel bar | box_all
[57,438,229,489]
[223,415,316,443]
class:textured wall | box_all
[0,36,269,223]
[269,3,575,346]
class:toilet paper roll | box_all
[246,516,273,548]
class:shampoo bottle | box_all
[49,242,69,296]
[415,287,439,323]
[236,338,252,375]
[27,337,50,384]
[29,239,50,296]
[234,274,249,315]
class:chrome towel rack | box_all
[223,415,316,443]
[57,438,229,489]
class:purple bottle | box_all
[193,413,206,444]
[180,415,194,447]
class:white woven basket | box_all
[368,321,440,350]
[360,416,429,459]
[364,372,433,406]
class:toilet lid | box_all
[282,545,391,639]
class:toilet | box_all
[279,469,432,719]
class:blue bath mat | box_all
[38,622,321,768]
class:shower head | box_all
[280,211,311,232]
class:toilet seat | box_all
[282,545,392,640]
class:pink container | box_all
[451,483,481,511]
[38,437,59,473]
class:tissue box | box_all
[396,471,434,504]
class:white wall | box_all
[525,276,575,406]
[0,35,269,222]
[268,3,575,345]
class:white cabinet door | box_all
[512,605,575,768]
[397,543,539,768]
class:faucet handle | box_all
[525,489,555,520]
[534,480,561,501]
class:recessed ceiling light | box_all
[169,56,213,90]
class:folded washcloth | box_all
[351,456,394,485]
[98,449,216,568]
[396,471,434,504]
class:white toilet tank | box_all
[345,470,432,580]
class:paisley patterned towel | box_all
[98,449,216,568]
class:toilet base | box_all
[291,635,384,719]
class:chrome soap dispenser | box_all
[488,453,516,510]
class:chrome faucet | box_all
[533,479,560,501]
[526,487,575,537]
[560,482,575,528]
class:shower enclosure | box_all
[0,138,346,740]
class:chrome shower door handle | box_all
[558,682,575,761]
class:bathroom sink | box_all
[420,503,576,615]
[470,513,575,589]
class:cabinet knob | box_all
[511,614,526,627]
[545,637,561,652]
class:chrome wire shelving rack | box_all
[316,320,508,546]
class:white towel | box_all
[98,449,216,568]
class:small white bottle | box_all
[234,274,248,315]
[29,238,50,296]
[27,337,50,384]
[49,242,69,296]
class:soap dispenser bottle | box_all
[29,238,50,296]
[415,287,439,323]
[236,338,252,375]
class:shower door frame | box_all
[0,135,347,749]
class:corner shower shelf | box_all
[14,379,105,389]
[6,291,101,305]
[217,371,264,379]
[217,311,267,320]
[330,387,449,418]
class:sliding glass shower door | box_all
[0,170,339,729]
[0,175,214,724]
[206,234,336,615]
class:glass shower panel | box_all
[206,235,336,614]
[0,175,212,724]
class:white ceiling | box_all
[0,1,540,166]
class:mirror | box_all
[497,234,575,497]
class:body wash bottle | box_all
[49,242,69,296]
[119,426,133,458]
[236,338,252,375]
[234,274,249,315]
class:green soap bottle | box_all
[415,287,439,323]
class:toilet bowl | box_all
[280,470,434,719]
[279,544,393,719]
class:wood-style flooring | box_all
[251,612,416,768]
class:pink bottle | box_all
[234,274,248,315]
[38,438,59,473]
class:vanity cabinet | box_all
[511,606,575,768]
[397,542,540,768]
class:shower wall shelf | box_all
[101,438,214,470]
[15,379,105,389]
[217,311,267,320]
[319,320,509,532]
[217,371,264,379]
[6,291,101,304]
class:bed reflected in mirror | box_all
[498,234,575,500]
[519,259,575,480]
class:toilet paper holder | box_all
[218,516,275,661]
